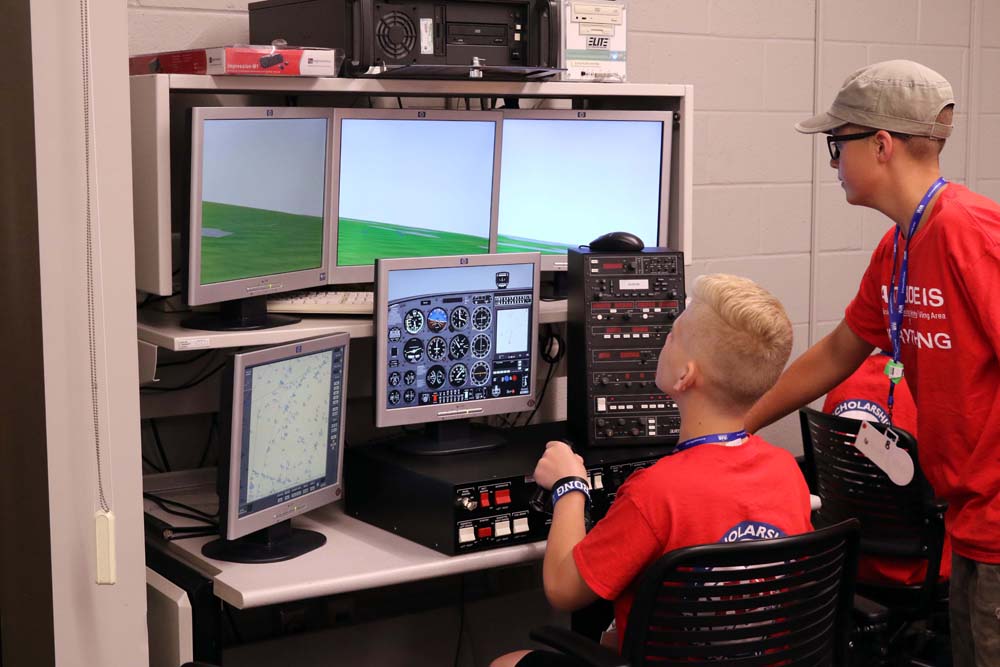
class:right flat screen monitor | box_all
[497,110,673,270]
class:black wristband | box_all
[551,475,591,509]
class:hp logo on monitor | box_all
[577,112,587,118]
[418,111,427,118]
[295,345,302,353]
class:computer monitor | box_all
[496,110,672,271]
[328,109,501,284]
[374,252,540,455]
[185,107,334,330]
[202,333,349,563]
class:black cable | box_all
[142,454,164,473]
[158,350,212,368]
[453,576,465,667]
[396,96,404,109]
[143,492,218,525]
[138,291,180,309]
[520,326,565,427]
[140,361,227,393]
[198,414,218,468]
[149,418,172,472]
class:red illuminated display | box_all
[602,262,623,270]
[597,352,612,360]
[620,351,641,359]
[613,302,634,308]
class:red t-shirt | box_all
[845,183,1000,564]
[573,435,813,650]
[823,353,952,585]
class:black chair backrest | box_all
[622,519,860,667]
[799,407,941,560]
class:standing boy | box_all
[746,60,1000,665]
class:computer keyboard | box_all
[267,289,374,315]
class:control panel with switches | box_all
[568,247,686,450]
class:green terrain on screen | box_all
[199,201,324,284]
[337,217,490,265]
[495,235,571,255]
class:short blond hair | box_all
[681,274,793,410]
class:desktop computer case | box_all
[249,0,560,76]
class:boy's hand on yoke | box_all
[534,440,587,490]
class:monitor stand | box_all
[201,519,326,564]
[393,420,507,456]
[182,295,300,331]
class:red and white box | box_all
[129,45,342,77]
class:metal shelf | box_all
[138,299,568,351]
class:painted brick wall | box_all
[128,0,1000,453]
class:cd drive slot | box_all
[448,23,507,45]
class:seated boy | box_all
[492,274,814,667]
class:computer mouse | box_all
[588,231,645,252]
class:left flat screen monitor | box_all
[203,332,349,564]
[184,107,334,331]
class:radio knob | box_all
[603,429,614,438]
[622,313,632,321]
[600,375,610,385]
[596,418,607,428]
[596,292,606,300]
[624,381,633,389]
[617,418,627,427]
[630,427,642,437]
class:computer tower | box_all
[249,0,560,76]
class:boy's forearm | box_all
[542,493,595,611]
[746,320,873,433]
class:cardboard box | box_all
[129,45,342,77]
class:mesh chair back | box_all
[622,520,860,666]
[799,407,936,558]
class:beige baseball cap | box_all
[796,60,954,138]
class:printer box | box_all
[129,45,342,77]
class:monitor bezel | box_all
[221,332,350,541]
[374,252,541,429]
[497,109,673,271]
[328,108,503,285]
[187,106,335,307]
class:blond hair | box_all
[681,274,793,410]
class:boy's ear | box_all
[672,360,698,394]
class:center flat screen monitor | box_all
[497,110,673,270]
[374,253,540,455]
[203,333,349,563]
[329,109,502,284]
[185,107,334,330]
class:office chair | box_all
[799,407,948,666]
[527,519,861,666]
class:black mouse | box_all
[588,231,645,252]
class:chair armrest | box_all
[529,625,630,667]
[852,593,890,628]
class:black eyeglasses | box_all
[826,130,910,160]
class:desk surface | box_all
[144,471,546,609]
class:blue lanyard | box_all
[885,177,947,421]
[674,430,748,454]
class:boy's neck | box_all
[676,399,747,444]
[882,167,946,237]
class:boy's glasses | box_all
[826,130,910,160]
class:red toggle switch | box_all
[479,491,490,507]
[477,526,493,539]
[495,489,511,505]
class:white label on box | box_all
[564,0,627,81]
[620,279,648,290]
[177,337,210,350]
[420,18,434,55]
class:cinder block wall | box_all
[128,0,1000,453]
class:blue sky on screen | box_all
[498,119,663,247]
[338,119,496,235]
[201,118,328,217]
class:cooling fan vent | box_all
[376,10,418,60]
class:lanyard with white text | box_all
[884,177,947,422]
[673,430,748,454]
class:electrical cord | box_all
[519,325,565,427]
[140,361,227,393]
[157,350,212,368]
[148,418,172,472]
[197,414,218,468]
[142,492,218,525]
[142,454,164,473]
